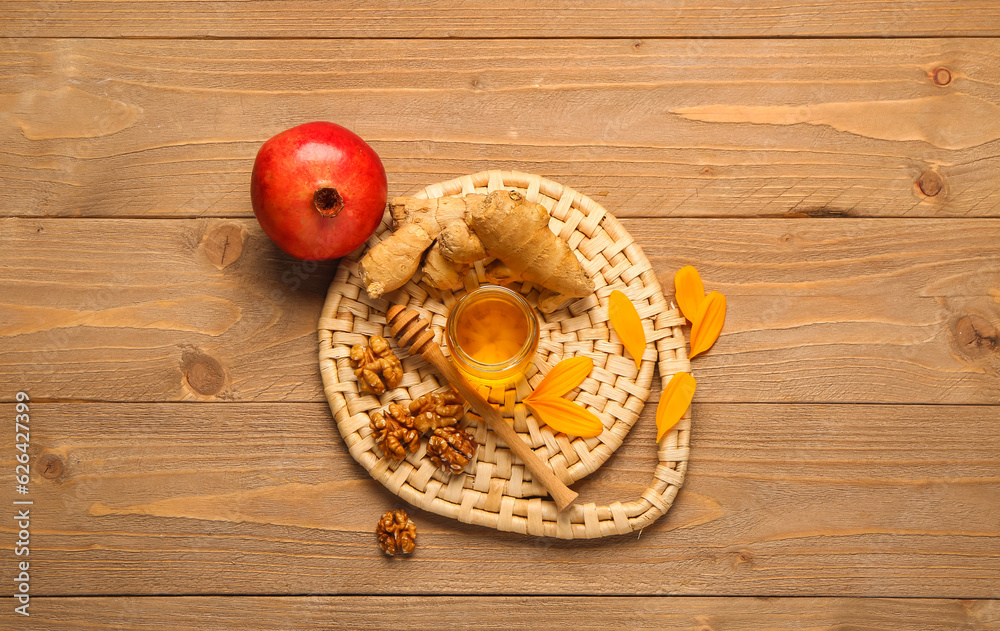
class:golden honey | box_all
[446,285,539,384]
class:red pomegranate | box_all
[250,122,388,260]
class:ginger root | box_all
[421,242,467,291]
[360,196,486,296]
[437,220,487,264]
[356,190,594,310]
[358,223,433,299]
[469,191,594,309]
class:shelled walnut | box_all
[376,509,416,556]
[350,335,403,395]
[408,389,465,433]
[427,426,478,475]
[369,404,420,461]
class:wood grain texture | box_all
[16,596,1000,630]
[2,217,997,404]
[0,217,338,402]
[3,1,1000,38]
[4,0,999,620]
[2,38,1000,218]
[3,401,997,597]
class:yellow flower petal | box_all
[525,356,594,402]
[656,372,696,441]
[674,265,705,323]
[689,291,726,359]
[609,290,646,370]
[524,396,604,438]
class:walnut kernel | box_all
[370,403,420,460]
[427,426,478,474]
[350,335,403,395]
[376,509,417,556]
[408,389,465,433]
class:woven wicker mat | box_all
[318,170,692,539]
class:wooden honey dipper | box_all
[386,304,579,511]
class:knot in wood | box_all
[932,67,952,86]
[39,453,64,479]
[201,223,246,270]
[917,170,944,197]
[181,349,227,396]
[954,314,998,358]
[731,548,755,569]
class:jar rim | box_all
[446,284,539,372]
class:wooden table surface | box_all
[2,3,1000,629]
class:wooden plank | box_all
[0,217,338,403]
[2,217,998,404]
[4,401,998,597]
[2,38,1000,219]
[2,1,1000,39]
[17,596,1000,630]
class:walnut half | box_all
[376,509,417,556]
[427,426,478,475]
[370,404,420,461]
[350,335,403,395]
[408,389,465,433]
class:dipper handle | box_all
[386,304,578,511]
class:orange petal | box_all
[524,396,604,438]
[656,372,696,441]
[690,291,726,359]
[609,290,646,370]
[674,265,705,323]
[525,356,594,402]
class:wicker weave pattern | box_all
[319,171,691,539]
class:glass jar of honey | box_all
[445,285,539,385]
